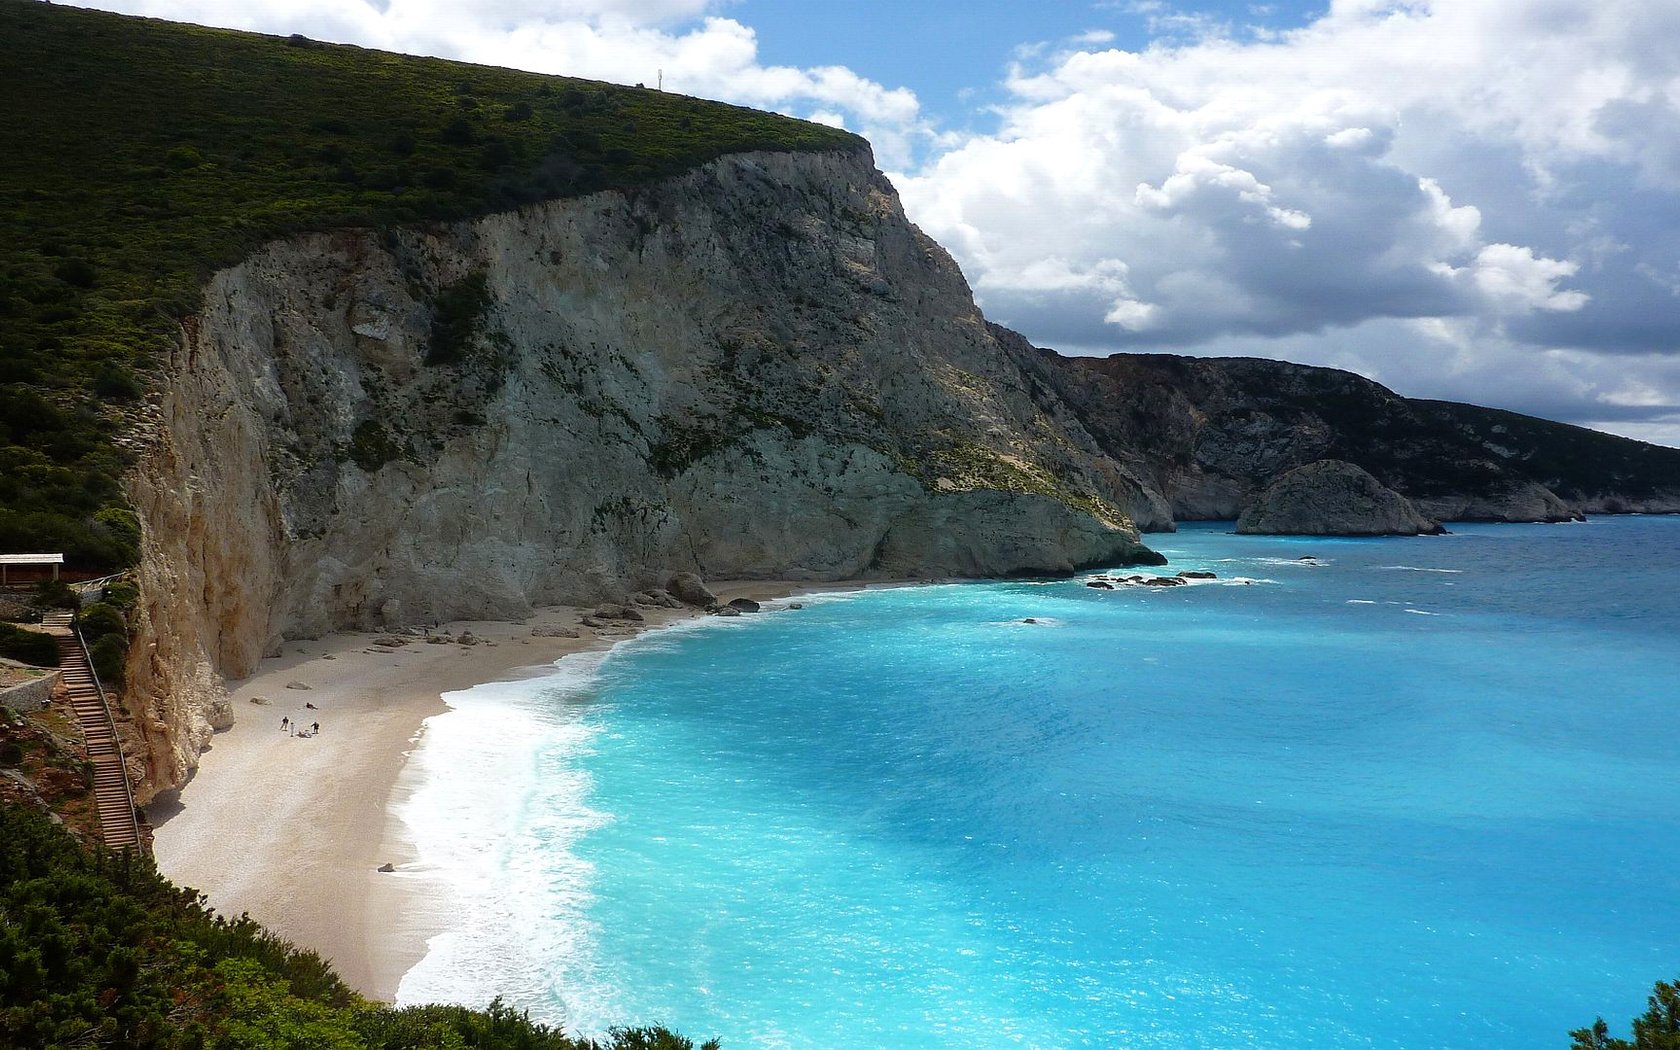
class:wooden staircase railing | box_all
[41,611,142,852]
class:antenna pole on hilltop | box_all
[657,68,663,91]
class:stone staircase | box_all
[41,611,142,852]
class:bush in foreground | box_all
[1572,978,1680,1049]
[0,803,716,1049]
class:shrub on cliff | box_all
[76,600,125,643]
[88,634,126,689]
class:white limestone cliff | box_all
[121,148,1161,801]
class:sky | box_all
[72,0,1680,446]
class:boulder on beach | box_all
[531,626,581,639]
[669,572,717,607]
[714,605,742,617]
[726,597,761,613]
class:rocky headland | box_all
[1030,348,1680,525]
[1236,460,1445,536]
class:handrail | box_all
[70,619,143,852]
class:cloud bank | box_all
[894,0,1680,443]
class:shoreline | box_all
[146,580,876,1002]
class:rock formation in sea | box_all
[1236,460,1445,536]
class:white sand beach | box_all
[147,582,838,1001]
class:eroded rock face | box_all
[1031,349,1680,523]
[1413,482,1582,524]
[122,148,1160,800]
[1236,460,1444,536]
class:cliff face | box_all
[1038,350,1680,523]
[122,149,1160,801]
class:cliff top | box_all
[0,0,864,568]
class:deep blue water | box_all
[398,517,1680,1048]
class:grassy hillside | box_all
[0,0,864,569]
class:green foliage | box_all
[1570,978,1680,1050]
[648,416,738,477]
[428,272,493,366]
[76,600,125,643]
[347,419,403,472]
[0,624,58,668]
[0,0,863,571]
[102,579,140,610]
[30,578,77,611]
[88,634,127,689]
[0,803,715,1049]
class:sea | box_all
[394,516,1680,1049]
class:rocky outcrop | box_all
[1030,348,1680,524]
[1236,460,1444,536]
[121,148,1161,801]
[1412,482,1581,524]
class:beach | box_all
[146,582,826,1001]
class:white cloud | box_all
[894,0,1680,439]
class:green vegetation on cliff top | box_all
[0,0,863,569]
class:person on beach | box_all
[280,716,288,732]
[311,721,320,735]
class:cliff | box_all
[1033,349,1680,523]
[120,150,1162,800]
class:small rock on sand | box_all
[377,862,395,873]
[248,696,272,706]
[285,681,312,690]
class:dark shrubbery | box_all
[0,625,58,668]
[102,580,140,610]
[76,600,125,642]
[0,803,716,1048]
[426,272,492,365]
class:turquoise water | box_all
[397,517,1680,1048]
